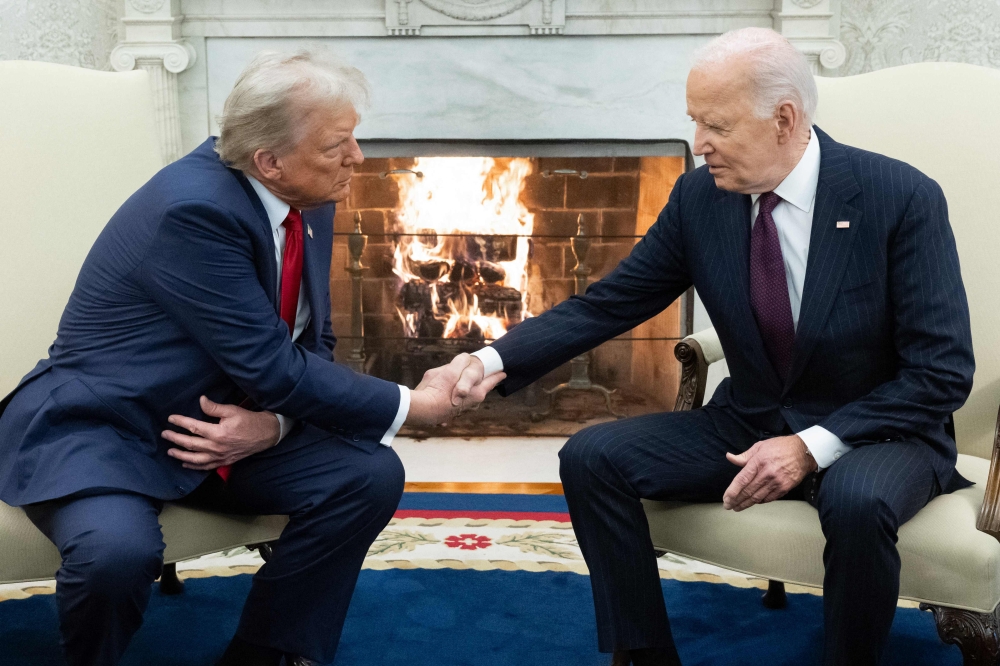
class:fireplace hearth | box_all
[329,140,692,436]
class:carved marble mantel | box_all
[113,0,845,163]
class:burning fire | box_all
[392,156,534,341]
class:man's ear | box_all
[774,101,798,145]
[252,149,282,181]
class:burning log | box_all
[475,284,523,323]
[400,280,433,312]
[466,235,518,262]
[448,260,477,283]
[477,261,506,285]
[414,260,449,281]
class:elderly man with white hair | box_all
[0,52,500,666]
[453,27,975,665]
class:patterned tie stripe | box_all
[749,192,796,382]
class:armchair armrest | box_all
[975,405,1000,539]
[673,327,724,412]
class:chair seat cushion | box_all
[0,500,288,585]
[643,454,1000,613]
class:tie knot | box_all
[282,208,302,234]
[759,191,781,216]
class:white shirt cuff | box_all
[274,414,294,443]
[798,425,852,470]
[472,346,505,376]
[380,385,410,446]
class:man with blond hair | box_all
[454,28,974,665]
[0,51,499,666]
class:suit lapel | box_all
[712,190,785,394]
[784,129,863,391]
[300,208,325,349]
[231,169,280,308]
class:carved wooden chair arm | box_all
[673,327,723,412]
[673,338,707,412]
[975,405,1000,540]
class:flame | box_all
[392,157,534,341]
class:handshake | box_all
[403,353,506,426]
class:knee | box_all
[348,447,406,519]
[559,425,617,486]
[63,533,163,600]
[819,484,896,541]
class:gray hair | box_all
[692,27,817,126]
[215,50,370,172]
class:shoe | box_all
[611,651,632,666]
[283,656,320,666]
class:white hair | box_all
[691,27,817,126]
[215,50,370,172]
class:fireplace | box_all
[328,140,692,436]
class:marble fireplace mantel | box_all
[113,0,845,164]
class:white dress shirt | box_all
[246,175,409,446]
[473,128,851,469]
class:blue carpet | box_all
[1,568,960,665]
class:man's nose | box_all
[692,127,711,157]
[345,137,364,166]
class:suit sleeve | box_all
[819,178,975,446]
[491,172,693,395]
[139,200,400,442]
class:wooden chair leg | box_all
[158,562,184,595]
[762,580,787,609]
[249,541,275,562]
[920,603,1000,665]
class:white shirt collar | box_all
[245,174,292,233]
[751,127,821,214]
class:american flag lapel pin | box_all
[307,224,314,239]
[836,220,850,229]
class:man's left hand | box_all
[163,395,281,471]
[722,434,818,511]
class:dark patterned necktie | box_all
[749,192,796,381]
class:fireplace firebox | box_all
[329,140,693,437]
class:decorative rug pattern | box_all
[1,492,912,607]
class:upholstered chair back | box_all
[0,61,162,397]
[810,64,1000,459]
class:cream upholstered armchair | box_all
[0,61,287,593]
[645,62,1000,664]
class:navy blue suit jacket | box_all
[491,127,975,489]
[0,138,400,506]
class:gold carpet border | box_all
[388,517,572,528]
[404,482,564,495]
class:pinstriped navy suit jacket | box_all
[492,127,975,490]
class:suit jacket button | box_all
[352,434,360,442]
[782,402,792,409]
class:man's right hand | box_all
[405,354,505,426]
[452,355,488,406]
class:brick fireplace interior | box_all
[328,143,689,436]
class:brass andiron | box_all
[347,212,367,373]
[532,214,624,421]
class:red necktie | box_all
[278,208,304,335]
[217,208,303,482]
